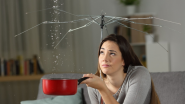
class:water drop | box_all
[54,0,58,3]
[53,6,58,8]
[25,12,28,14]
[54,10,58,14]
[56,56,58,59]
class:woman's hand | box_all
[80,74,106,91]
[81,74,120,104]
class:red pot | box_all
[42,77,88,95]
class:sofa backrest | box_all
[150,71,185,104]
[37,73,91,104]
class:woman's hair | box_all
[95,34,142,78]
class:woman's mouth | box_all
[102,64,110,68]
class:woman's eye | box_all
[100,51,104,54]
[110,53,116,55]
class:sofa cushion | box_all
[37,73,90,104]
[21,88,83,104]
[150,71,185,104]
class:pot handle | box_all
[78,77,89,85]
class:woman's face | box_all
[99,41,125,76]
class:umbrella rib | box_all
[54,16,101,49]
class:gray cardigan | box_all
[87,65,151,104]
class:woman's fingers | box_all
[83,73,94,78]
[81,74,106,90]
[80,74,94,84]
[80,77,90,84]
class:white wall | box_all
[138,0,185,71]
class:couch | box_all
[37,71,185,104]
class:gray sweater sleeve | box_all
[123,67,151,104]
[87,86,99,104]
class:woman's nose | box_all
[102,54,109,62]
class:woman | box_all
[81,34,152,104]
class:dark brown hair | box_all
[95,34,142,78]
